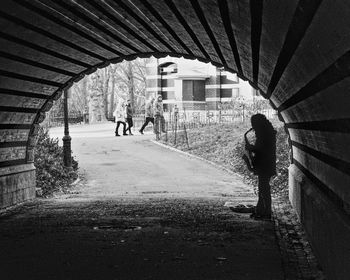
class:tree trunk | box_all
[104,93,108,119]
[89,91,107,123]
[82,78,88,107]
[81,78,89,117]
[103,68,110,119]
[128,62,134,113]
[108,74,115,119]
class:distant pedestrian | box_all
[154,94,165,140]
[125,99,133,135]
[113,101,127,136]
[139,97,155,134]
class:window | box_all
[182,80,205,101]
[193,80,205,101]
[183,80,193,101]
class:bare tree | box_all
[112,59,147,114]
[70,76,88,113]
[47,58,148,124]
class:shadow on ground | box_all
[0,197,283,280]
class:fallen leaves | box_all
[161,122,290,198]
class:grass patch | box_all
[160,120,290,198]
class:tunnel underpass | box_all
[0,123,291,280]
[0,0,350,279]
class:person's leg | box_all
[127,118,133,135]
[145,117,152,126]
[139,120,146,134]
[255,174,271,218]
[115,122,121,136]
[148,117,155,134]
[261,175,272,217]
[161,116,166,133]
[122,121,128,135]
[139,117,150,133]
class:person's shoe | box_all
[129,132,133,136]
[252,214,271,221]
[139,130,144,135]
[123,133,128,135]
[115,133,120,137]
[233,205,255,213]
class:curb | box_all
[151,139,324,279]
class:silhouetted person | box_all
[125,99,133,135]
[113,101,127,136]
[245,113,276,219]
[139,97,155,134]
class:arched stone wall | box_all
[0,0,350,278]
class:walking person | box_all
[139,97,155,134]
[154,94,166,140]
[125,99,134,135]
[113,100,127,136]
[244,113,276,220]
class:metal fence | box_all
[43,112,85,127]
[43,105,277,135]
[150,106,278,146]
[161,108,277,132]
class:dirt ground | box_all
[0,123,284,279]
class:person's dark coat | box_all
[252,130,276,176]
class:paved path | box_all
[50,123,254,200]
[0,123,284,280]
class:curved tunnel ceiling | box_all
[1,0,350,217]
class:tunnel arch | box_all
[1,0,350,278]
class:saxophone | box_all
[242,128,256,173]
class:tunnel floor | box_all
[0,123,324,279]
[0,197,283,280]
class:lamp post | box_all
[62,89,72,168]
[218,67,224,123]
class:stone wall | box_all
[289,164,350,280]
[0,164,36,209]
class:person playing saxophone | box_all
[245,114,276,220]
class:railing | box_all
[156,107,277,146]
[43,112,85,127]
[43,105,277,133]
[162,107,277,131]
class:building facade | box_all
[145,57,261,118]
